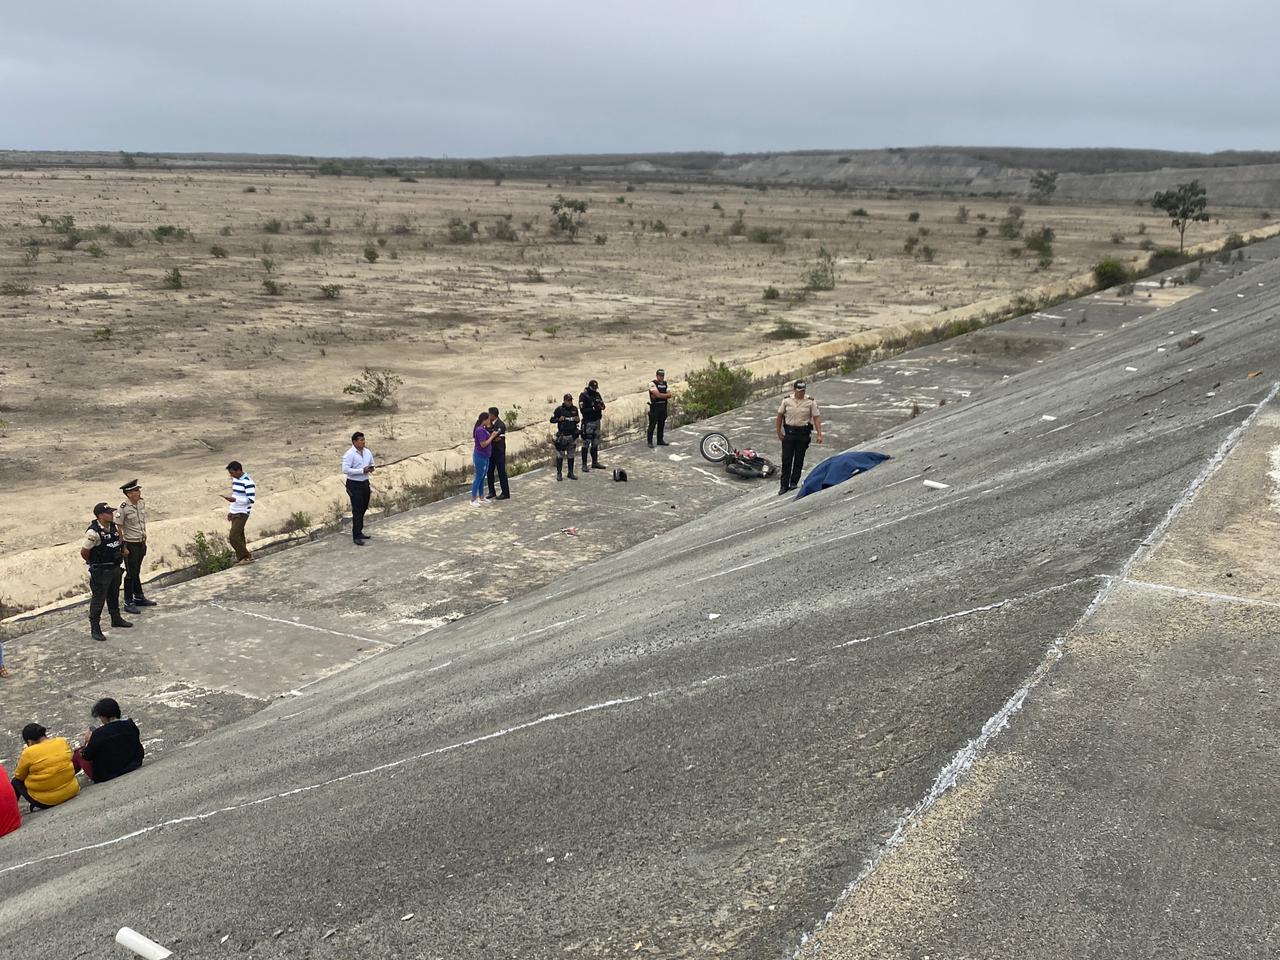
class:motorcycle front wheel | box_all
[699,431,731,463]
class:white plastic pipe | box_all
[922,479,950,490]
[115,927,173,959]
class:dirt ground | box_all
[0,168,1264,610]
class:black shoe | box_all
[353,538,365,546]
[91,625,107,642]
[657,440,671,446]
[496,493,510,500]
[778,488,790,496]
[647,442,654,448]
[134,597,158,607]
[557,474,563,482]
[788,483,800,491]
[592,462,604,469]
[568,472,577,480]
[356,534,371,541]
[124,603,141,615]
[110,618,133,628]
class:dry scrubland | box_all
[0,168,1265,610]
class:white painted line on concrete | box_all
[835,577,1096,649]
[793,378,1280,959]
[819,497,973,547]
[690,556,773,584]
[0,693,648,879]
[1035,410,1103,438]
[208,602,396,649]
[1123,579,1280,610]
[502,613,589,644]
[690,466,730,486]
[1209,402,1262,420]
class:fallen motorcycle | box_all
[698,431,778,480]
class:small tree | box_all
[343,367,404,409]
[1152,180,1209,253]
[1029,169,1058,204]
[549,195,589,240]
[803,246,836,291]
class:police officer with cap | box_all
[775,379,824,495]
[578,379,606,472]
[550,392,580,481]
[119,479,155,611]
[647,368,672,447]
[80,503,133,642]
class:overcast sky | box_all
[4,0,1278,157]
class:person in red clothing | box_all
[0,764,20,837]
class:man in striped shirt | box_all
[222,461,256,564]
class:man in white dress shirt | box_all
[342,431,375,545]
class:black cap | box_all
[120,478,140,493]
[588,379,598,389]
[93,502,115,515]
[794,380,807,390]
[563,392,573,401]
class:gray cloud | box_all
[3,0,1278,156]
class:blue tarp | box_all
[794,450,891,499]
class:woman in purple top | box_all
[471,411,498,506]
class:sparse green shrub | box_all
[765,319,806,340]
[525,268,545,283]
[549,195,589,239]
[955,205,969,223]
[309,237,333,255]
[282,511,311,533]
[712,201,723,210]
[343,367,403,409]
[727,216,747,236]
[907,211,920,222]
[163,268,184,290]
[803,246,836,291]
[210,244,228,258]
[243,185,257,193]
[152,225,190,243]
[1139,237,1156,251]
[681,358,754,420]
[262,218,283,234]
[219,225,233,236]
[1111,231,1125,244]
[447,217,475,243]
[594,234,607,245]
[86,243,105,257]
[543,324,560,338]
[763,285,780,300]
[975,226,988,239]
[182,530,237,576]
[904,235,919,255]
[851,208,869,217]
[363,245,379,263]
[1092,258,1130,289]
[997,205,1025,239]
[319,283,342,299]
[491,218,518,241]
[920,244,936,263]
[262,278,283,295]
[0,281,34,296]
[748,225,784,244]
[93,326,112,340]
[260,256,276,272]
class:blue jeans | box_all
[471,453,490,498]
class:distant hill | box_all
[4,146,1279,206]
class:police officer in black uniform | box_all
[578,379,606,473]
[80,503,132,642]
[647,368,672,447]
[550,392,580,481]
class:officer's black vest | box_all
[87,520,123,566]
[554,405,579,437]
[580,389,604,422]
[650,380,669,409]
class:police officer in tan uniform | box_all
[775,380,824,494]
[118,479,156,611]
[80,503,133,642]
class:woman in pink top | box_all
[471,411,498,506]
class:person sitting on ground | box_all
[0,765,20,837]
[11,723,80,812]
[77,697,145,784]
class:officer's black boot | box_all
[90,620,107,642]
[581,450,589,473]
[568,461,577,479]
[556,459,563,482]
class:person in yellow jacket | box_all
[10,723,80,811]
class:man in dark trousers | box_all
[342,431,375,544]
[775,380,824,494]
[578,379,606,472]
[76,696,145,783]
[118,479,155,611]
[647,368,672,447]
[80,503,132,642]
[486,407,510,499]
[550,393,580,481]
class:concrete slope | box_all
[2,262,1278,958]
